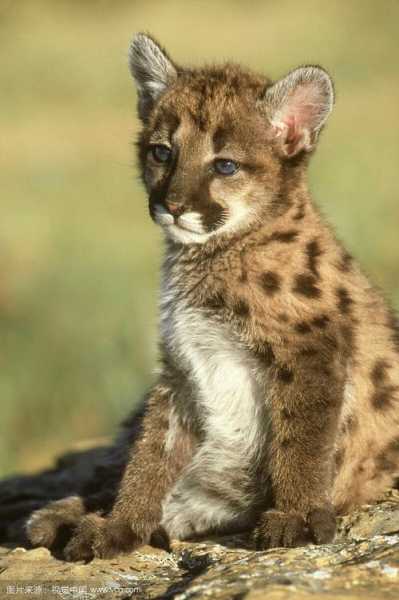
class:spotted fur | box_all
[26,33,399,559]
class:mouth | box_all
[152,204,206,235]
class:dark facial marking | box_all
[154,109,181,135]
[312,315,330,329]
[277,365,294,384]
[295,322,312,334]
[270,230,299,243]
[293,274,321,299]
[306,239,323,277]
[259,271,281,296]
[336,287,354,315]
[212,127,229,153]
[201,202,226,232]
[148,141,180,218]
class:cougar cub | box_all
[27,33,399,559]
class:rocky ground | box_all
[1,446,399,599]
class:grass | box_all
[0,0,398,474]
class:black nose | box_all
[165,201,185,217]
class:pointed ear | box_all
[263,66,334,158]
[128,33,178,121]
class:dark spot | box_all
[257,343,275,366]
[312,315,330,329]
[281,407,292,420]
[295,321,312,334]
[340,324,355,351]
[345,414,358,432]
[278,313,290,323]
[277,366,294,384]
[203,290,225,309]
[335,448,345,469]
[293,274,321,299]
[370,358,398,410]
[306,239,323,277]
[387,309,399,353]
[239,248,248,282]
[293,201,305,220]
[388,437,399,452]
[281,436,291,448]
[270,230,299,243]
[320,366,331,377]
[233,298,250,317]
[375,441,399,472]
[336,287,354,315]
[371,389,397,410]
[371,359,390,386]
[299,347,318,357]
[357,463,365,474]
[326,333,339,352]
[338,250,353,272]
[259,271,281,296]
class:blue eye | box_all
[151,144,172,163]
[214,158,239,176]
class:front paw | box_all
[307,506,336,545]
[26,496,85,549]
[253,510,307,549]
[253,506,336,549]
[64,515,149,561]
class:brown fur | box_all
[26,34,399,558]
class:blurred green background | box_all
[0,0,398,475]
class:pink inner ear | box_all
[284,115,301,156]
[280,83,326,151]
[267,66,333,157]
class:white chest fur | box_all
[160,285,268,459]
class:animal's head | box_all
[129,33,334,245]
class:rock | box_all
[336,489,399,541]
[1,495,399,598]
[1,445,399,598]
